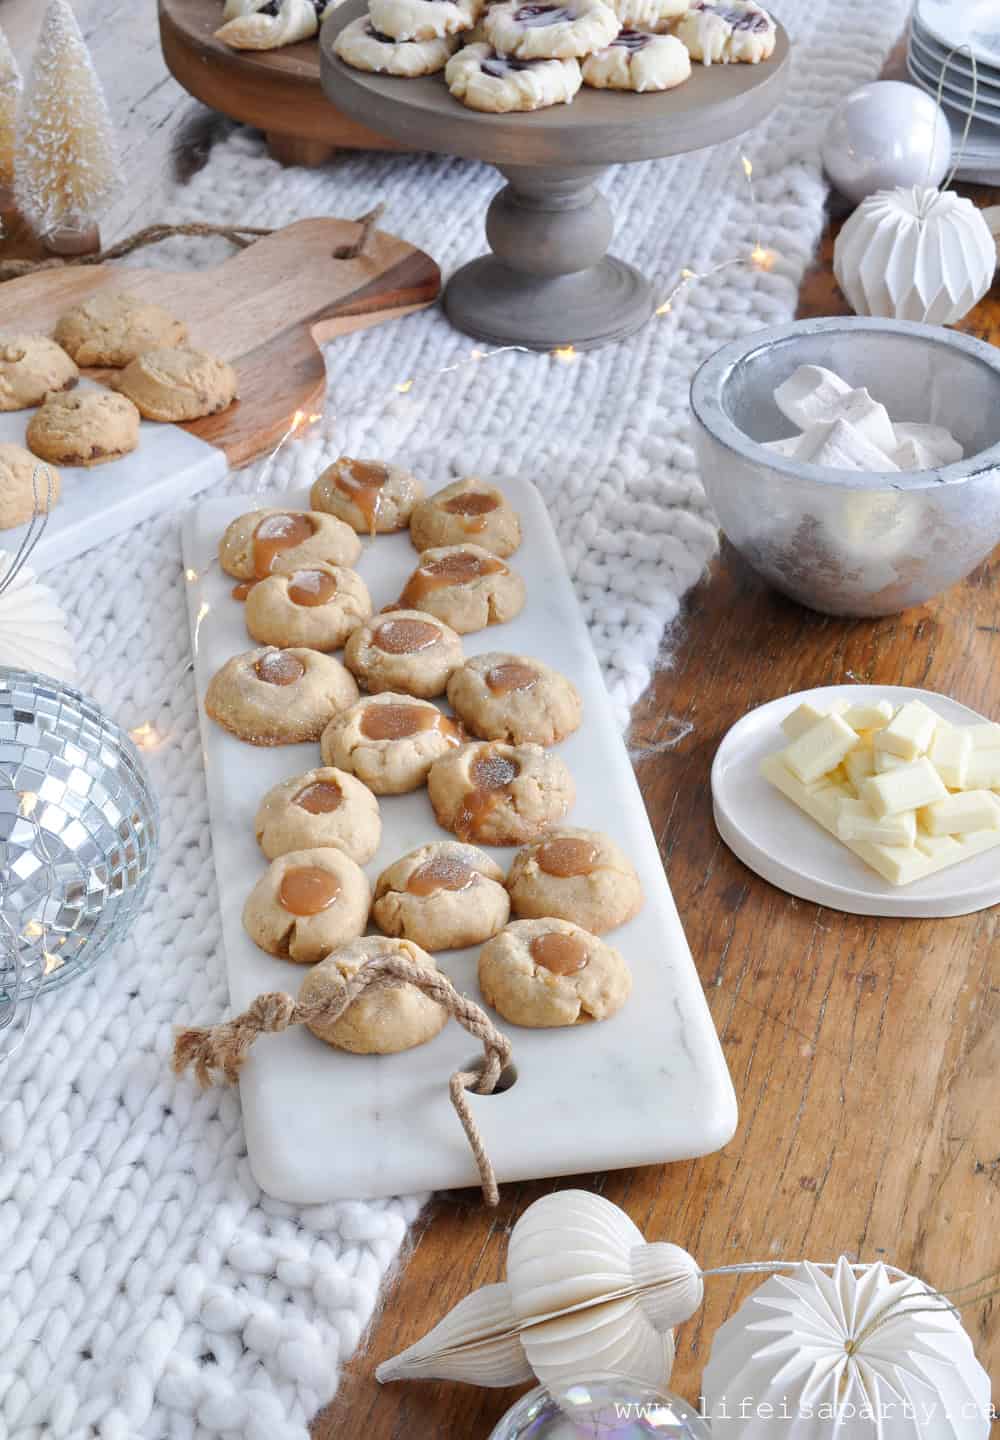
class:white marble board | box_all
[181,480,737,1203]
[2,382,227,571]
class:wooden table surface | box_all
[314,198,1000,1440]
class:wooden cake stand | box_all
[159,0,407,165]
[320,3,790,350]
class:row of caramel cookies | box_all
[201,457,646,1052]
[0,290,238,530]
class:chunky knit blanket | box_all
[1,4,909,1435]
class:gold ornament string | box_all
[0,464,55,595]
[924,42,980,195]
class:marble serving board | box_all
[181,480,736,1202]
[1,380,227,572]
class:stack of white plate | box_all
[908,0,1000,183]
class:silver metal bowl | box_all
[689,317,1000,617]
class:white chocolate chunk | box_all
[837,798,917,848]
[966,749,1000,790]
[841,700,894,732]
[877,700,938,760]
[845,745,877,791]
[760,753,1000,886]
[863,757,948,817]
[919,790,1000,837]
[928,724,971,790]
[773,364,851,429]
[874,748,912,774]
[781,713,860,785]
[893,437,939,472]
[780,699,847,740]
[763,436,801,456]
[893,422,963,466]
[794,417,898,473]
[969,722,1000,750]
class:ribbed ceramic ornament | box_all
[0,550,76,682]
[376,1190,704,1391]
[702,1257,992,1438]
[834,186,996,325]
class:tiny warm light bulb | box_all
[184,567,198,583]
[395,379,414,394]
[655,300,673,316]
[552,345,577,364]
[751,245,775,270]
[130,722,160,750]
[742,154,753,179]
[680,267,698,281]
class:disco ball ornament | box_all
[822,81,951,204]
[0,667,158,1002]
[488,1377,711,1440]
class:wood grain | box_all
[0,219,440,467]
[159,0,409,161]
[311,105,1000,1440]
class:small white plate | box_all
[909,32,1000,106]
[917,0,1000,68]
[908,51,1000,126]
[711,684,1000,919]
[912,16,1000,87]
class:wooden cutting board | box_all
[0,218,441,468]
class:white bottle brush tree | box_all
[0,25,22,189]
[14,0,122,242]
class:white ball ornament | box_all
[0,548,76,682]
[834,185,996,325]
[702,1257,992,1439]
[822,81,951,204]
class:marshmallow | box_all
[763,435,801,456]
[794,418,898,472]
[893,437,939,472]
[773,365,851,429]
[894,421,963,466]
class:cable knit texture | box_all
[1,5,908,1436]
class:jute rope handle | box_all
[0,205,386,283]
[173,952,513,1207]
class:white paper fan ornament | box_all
[0,549,76,683]
[702,1256,992,1438]
[377,1189,704,1390]
[834,186,996,325]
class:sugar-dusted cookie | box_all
[0,335,77,412]
[447,42,582,112]
[391,545,526,634]
[369,0,481,40]
[409,479,521,557]
[333,16,458,73]
[446,652,582,746]
[675,1,775,63]
[373,841,509,950]
[53,291,187,368]
[297,937,448,1053]
[0,444,60,529]
[205,646,359,745]
[219,508,362,582]
[506,826,643,932]
[26,389,140,468]
[310,456,425,536]
[609,0,685,27]
[242,847,371,964]
[344,611,464,699]
[254,765,382,865]
[216,0,336,49]
[484,0,619,59]
[582,28,690,88]
[479,917,631,1026]
[115,346,238,421]
[243,562,372,651]
[320,692,464,794]
[428,739,574,844]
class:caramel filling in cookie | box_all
[400,550,506,605]
[360,704,462,744]
[288,569,338,607]
[442,492,500,530]
[255,651,305,686]
[536,836,600,877]
[530,930,589,974]
[294,780,344,813]
[232,580,257,601]
[485,662,538,695]
[253,513,315,578]
[335,459,388,536]
[457,753,521,840]
[279,865,342,916]
[406,854,476,896]
[372,618,442,655]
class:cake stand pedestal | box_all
[320,3,790,349]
